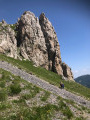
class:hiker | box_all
[60,82,64,89]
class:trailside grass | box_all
[0,68,75,120]
[0,54,90,100]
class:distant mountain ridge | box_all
[75,75,90,88]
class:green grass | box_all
[40,91,50,101]
[0,81,5,88]
[58,100,73,119]
[0,102,11,110]
[0,68,89,120]
[0,68,42,119]
[9,24,16,30]
[21,84,40,100]
[0,54,90,99]
[0,89,7,101]
[75,117,86,120]
[6,103,73,120]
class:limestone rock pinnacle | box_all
[0,11,74,81]
[0,21,17,58]
[17,11,48,69]
[39,13,63,75]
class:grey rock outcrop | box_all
[17,11,48,69]
[0,11,74,80]
[0,20,17,58]
[62,63,73,81]
[39,13,63,76]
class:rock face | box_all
[62,63,73,81]
[17,11,48,69]
[0,11,74,80]
[39,13,63,76]
[0,20,17,58]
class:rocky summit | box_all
[0,11,73,80]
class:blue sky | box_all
[0,0,90,78]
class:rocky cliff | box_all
[0,20,17,58]
[17,11,48,69]
[39,13,63,76]
[0,11,73,80]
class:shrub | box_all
[11,104,57,120]
[0,81,5,88]
[0,102,11,110]
[0,89,7,101]
[62,106,73,119]
[10,83,21,95]
[21,94,32,100]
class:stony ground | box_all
[0,61,90,109]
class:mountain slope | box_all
[0,67,90,120]
[0,11,73,80]
[0,54,90,100]
[75,75,90,88]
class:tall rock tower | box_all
[0,11,73,80]
[17,11,73,80]
[17,11,48,69]
[39,13,63,76]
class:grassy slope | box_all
[0,68,90,120]
[0,54,90,100]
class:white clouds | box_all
[73,68,90,78]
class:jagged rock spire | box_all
[0,11,74,80]
[39,12,63,75]
[17,11,48,69]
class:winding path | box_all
[0,61,90,108]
